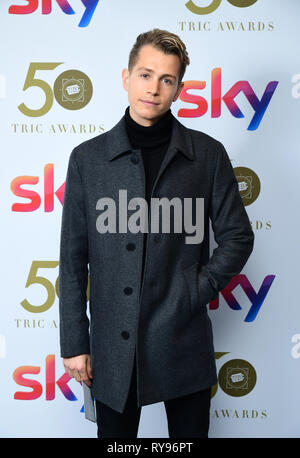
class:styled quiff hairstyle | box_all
[128,28,190,85]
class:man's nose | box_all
[147,79,160,94]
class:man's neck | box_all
[128,105,170,127]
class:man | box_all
[59,28,255,438]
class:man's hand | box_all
[63,354,93,386]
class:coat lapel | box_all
[106,111,195,198]
[106,111,195,162]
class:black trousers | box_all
[95,352,211,438]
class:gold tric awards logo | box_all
[218,358,257,397]
[12,63,103,135]
[18,63,93,117]
[53,69,93,110]
[234,167,260,206]
[185,0,258,15]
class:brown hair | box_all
[128,28,190,85]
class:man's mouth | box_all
[141,100,159,105]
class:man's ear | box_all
[122,68,129,91]
[173,81,184,102]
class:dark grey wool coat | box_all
[58,111,255,414]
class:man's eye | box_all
[141,73,149,78]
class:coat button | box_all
[121,331,130,340]
[124,287,133,295]
[126,243,136,251]
[131,154,139,164]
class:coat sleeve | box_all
[197,141,255,305]
[58,147,90,358]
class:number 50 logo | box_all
[21,260,90,313]
[185,0,258,15]
[18,63,93,117]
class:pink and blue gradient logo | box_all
[13,354,77,401]
[13,354,88,415]
[8,0,100,27]
[179,68,279,130]
[209,274,276,322]
[10,164,65,213]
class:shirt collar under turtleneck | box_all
[124,105,173,149]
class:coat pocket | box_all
[182,262,216,317]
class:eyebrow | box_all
[136,67,177,80]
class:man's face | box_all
[122,44,184,127]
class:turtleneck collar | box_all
[124,105,173,149]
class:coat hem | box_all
[91,386,125,414]
[137,377,217,408]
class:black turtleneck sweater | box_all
[124,105,173,291]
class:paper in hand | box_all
[82,381,96,422]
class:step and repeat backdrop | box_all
[1,0,299,438]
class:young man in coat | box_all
[59,28,255,438]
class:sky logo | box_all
[13,354,88,414]
[11,164,64,212]
[209,274,276,322]
[13,354,76,401]
[8,0,100,27]
[179,68,279,130]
